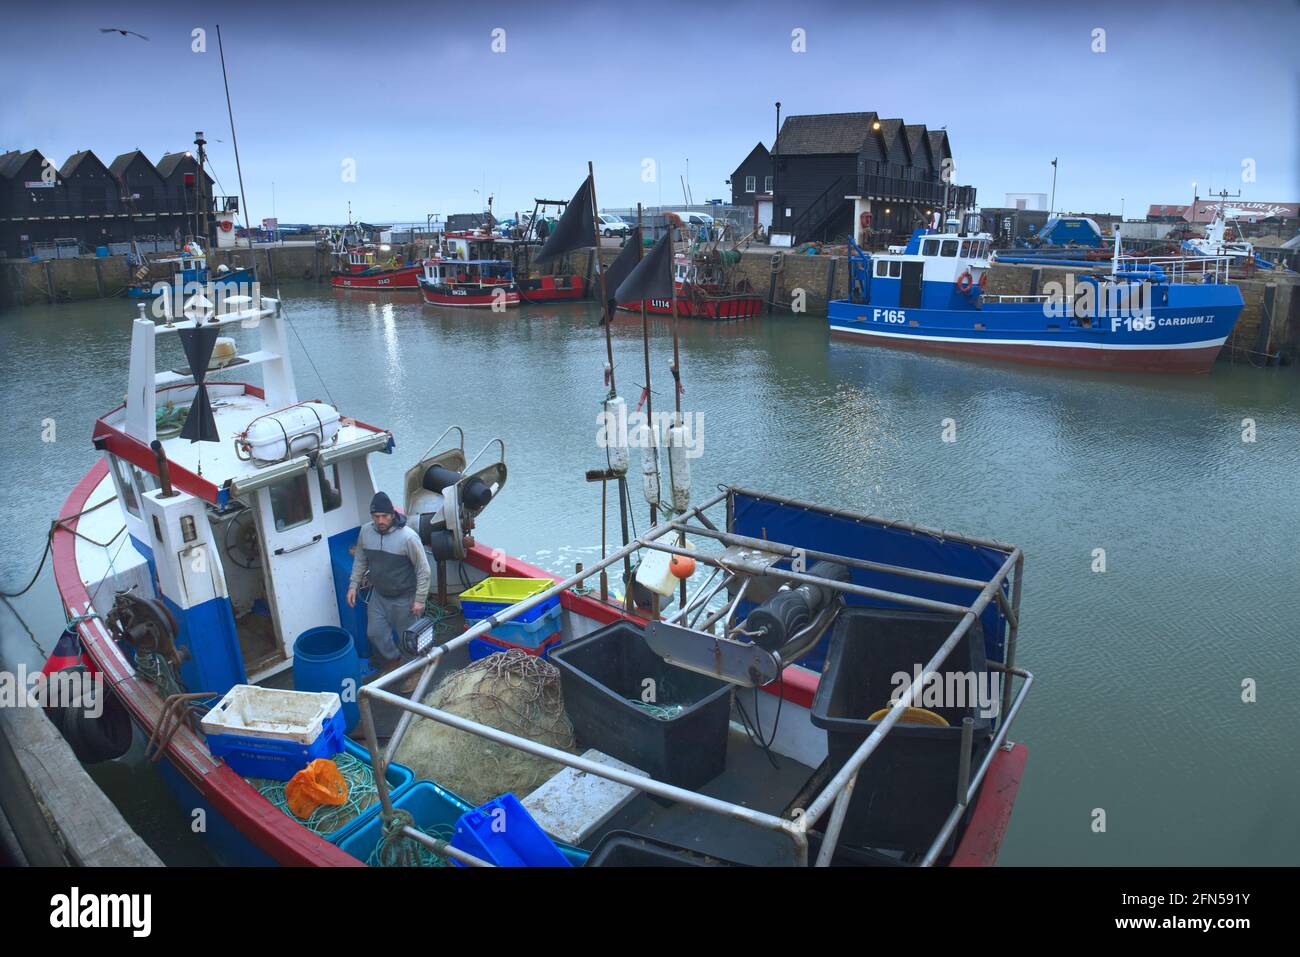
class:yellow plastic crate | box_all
[458,577,560,624]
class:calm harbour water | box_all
[2,282,1297,866]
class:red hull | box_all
[330,265,422,290]
[420,285,521,308]
[518,275,587,303]
[617,294,764,320]
[830,328,1225,373]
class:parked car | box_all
[668,211,715,228]
[599,214,633,238]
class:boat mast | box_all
[637,202,654,527]
[216,25,254,257]
[587,162,632,590]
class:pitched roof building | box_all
[756,110,975,243]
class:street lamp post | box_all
[1049,157,1058,216]
[773,101,781,235]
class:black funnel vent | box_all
[177,325,220,443]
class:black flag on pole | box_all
[535,176,595,264]
[177,325,221,443]
[601,227,642,304]
[614,230,674,303]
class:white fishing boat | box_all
[46,279,1033,867]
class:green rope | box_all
[423,603,458,637]
[367,809,456,868]
[249,750,380,836]
[155,403,188,432]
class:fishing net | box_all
[249,749,381,836]
[394,649,576,807]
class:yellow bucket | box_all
[866,706,950,728]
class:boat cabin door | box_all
[252,470,341,656]
[900,261,924,308]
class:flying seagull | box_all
[99,27,150,40]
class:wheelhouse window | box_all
[744,175,756,193]
[922,239,940,257]
[941,240,958,257]
[110,456,140,517]
[876,260,888,277]
[132,465,158,499]
[889,260,902,278]
[960,241,970,257]
[269,473,313,532]
[318,464,343,513]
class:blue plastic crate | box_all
[202,687,347,781]
[452,793,571,867]
[339,781,591,866]
[339,780,472,864]
[460,592,560,625]
[466,603,562,649]
[323,738,418,846]
[206,716,345,780]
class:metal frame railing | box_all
[357,486,1033,868]
[1113,252,1235,284]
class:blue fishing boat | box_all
[126,242,255,301]
[828,214,1244,373]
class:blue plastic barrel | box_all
[293,627,362,732]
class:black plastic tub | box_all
[809,608,993,855]
[585,831,743,867]
[550,622,733,789]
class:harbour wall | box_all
[4,245,1296,364]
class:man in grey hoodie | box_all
[346,491,431,669]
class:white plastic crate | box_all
[201,685,341,744]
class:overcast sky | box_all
[2,0,1295,224]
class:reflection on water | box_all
[1,282,1297,865]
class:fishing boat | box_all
[329,245,422,290]
[126,242,254,300]
[45,282,1032,868]
[516,272,587,304]
[418,232,521,308]
[830,213,1244,373]
[514,198,591,303]
[617,250,764,319]
[1180,202,1291,272]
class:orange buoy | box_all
[669,554,696,579]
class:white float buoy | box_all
[603,396,629,475]
[635,421,660,506]
[665,420,692,513]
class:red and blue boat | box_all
[45,290,1033,867]
[419,232,520,308]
